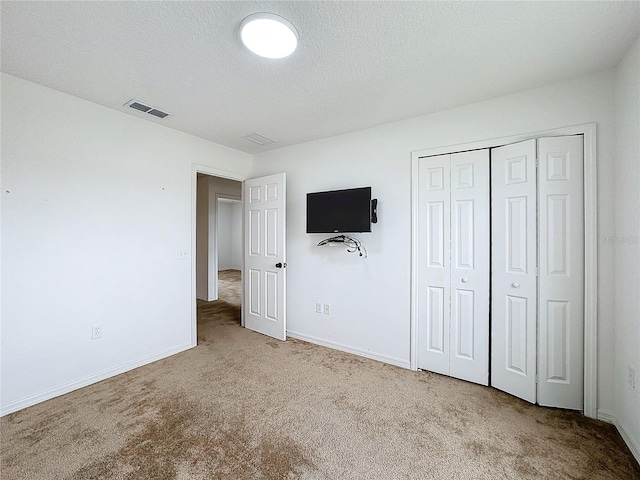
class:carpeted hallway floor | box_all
[1,269,639,479]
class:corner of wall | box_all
[612,34,640,466]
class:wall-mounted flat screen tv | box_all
[306,187,373,233]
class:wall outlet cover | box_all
[92,325,103,340]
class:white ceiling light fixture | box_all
[240,13,298,59]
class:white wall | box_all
[613,35,640,461]
[253,71,618,414]
[0,73,252,414]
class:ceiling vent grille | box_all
[243,133,276,145]
[124,99,170,119]
[148,109,169,119]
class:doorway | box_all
[191,167,288,345]
[192,166,246,345]
[216,195,242,280]
[196,174,242,301]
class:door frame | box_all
[410,123,597,418]
[191,164,247,346]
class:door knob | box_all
[275,262,287,268]
[461,277,469,283]
[511,282,520,288]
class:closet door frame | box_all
[410,123,597,419]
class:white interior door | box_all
[417,154,451,376]
[491,139,538,403]
[417,150,489,386]
[243,173,287,341]
[537,135,584,410]
[449,150,490,385]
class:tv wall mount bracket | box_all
[317,235,367,258]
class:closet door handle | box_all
[511,282,520,288]
[461,277,469,283]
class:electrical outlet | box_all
[177,249,189,259]
[628,365,636,389]
[323,304,330,315]
[92,324,103,340]
[315,303,322,314]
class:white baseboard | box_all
[616,420,640,466]
[597,408,616,424]
[196,294,218,301]
[0,342,195,417]
[595,409,640,466]
[286,330,410,369]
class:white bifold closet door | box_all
[537,136,584,409]
[491,136,584,409]
[490,139,538,403]
[417,150,490,386]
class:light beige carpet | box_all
[1,269,639,479]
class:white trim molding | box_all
[597,409,616,424]
[410,123,598,419]
[0,343,193,417]
[596,409,640,465]
[287,331,411,370]
[617,420,640,466]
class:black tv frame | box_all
[306,187,377,234]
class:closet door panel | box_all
[537,135,584,410]
[417,155,451,375]
[449,150,489,386]
[491,139,537,403]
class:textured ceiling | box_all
[2,1,639,154]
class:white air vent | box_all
[124,99,170,119]
[243,133,276,145]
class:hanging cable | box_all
[317,235,367,258]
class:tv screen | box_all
[306,187,372,233]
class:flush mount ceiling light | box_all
[240,13,298,59]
